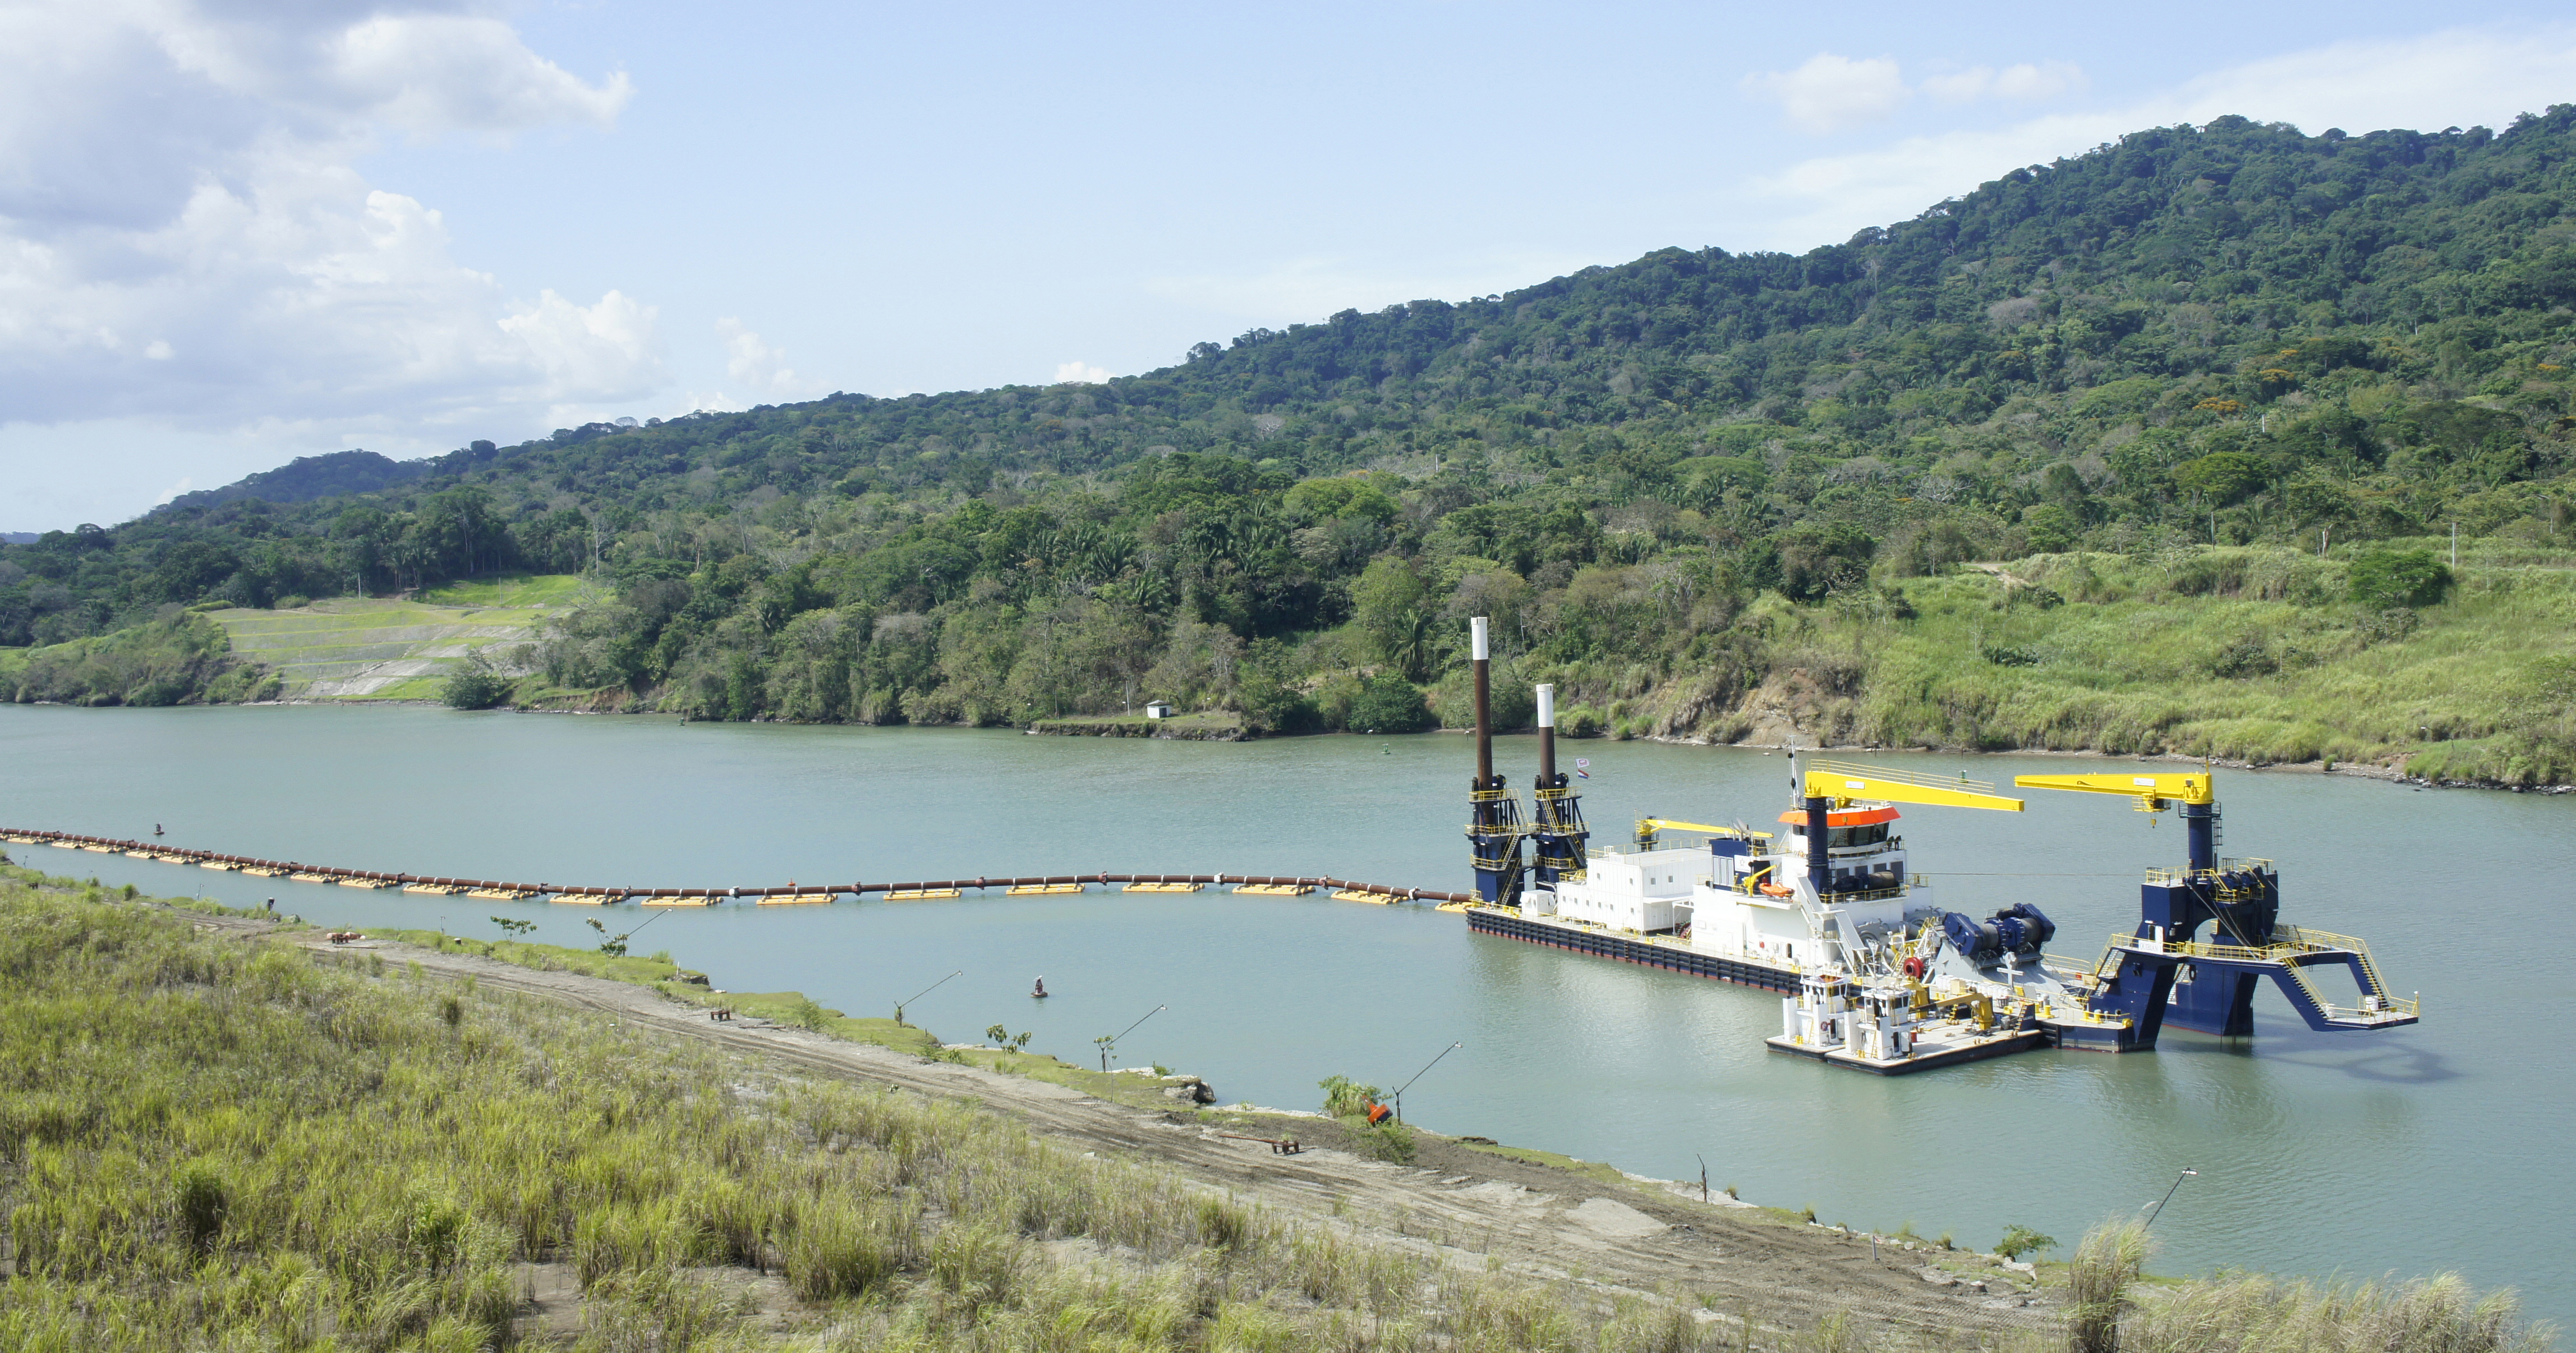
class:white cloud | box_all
[0,1,649,439]
[1741,54,1910,135]
[330,15,633,135]
[1923,61,2087,104]
[1742,26,2576,251]
[502,290,664,403]
[1052,361,1112,384]
[717,318,803,397]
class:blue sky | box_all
[5,1,2575,530]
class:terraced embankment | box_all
[211,575,585,700]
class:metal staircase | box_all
[2139,930,2419,1031]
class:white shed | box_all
[1143,700,1175,719]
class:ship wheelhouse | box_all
[1775,804,1908,896]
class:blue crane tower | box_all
[2012,770,2418,1045]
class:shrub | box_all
[1350,1122,1417,1164]
[1996,1223,2057,1260]
[2023,503,2082,553]
[2349,548,2451,609]
[173,1158,227,1253]
[1236,667,1322,733]
[440,650,514,710]
[1345,673,1433,733]
[1317,1074,1383,1117]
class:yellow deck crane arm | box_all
[1634,817,1769,839]
[1801,759,2024,813]
[2011,772,2214,813]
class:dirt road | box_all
[191,910,2053,1341]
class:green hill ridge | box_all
[6,109,2574,779]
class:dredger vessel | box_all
[1451,617,2419,1074]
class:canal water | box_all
[4,704,2567,1321]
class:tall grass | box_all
[2052,1219,2553,1353]
[0,881,1708,1351]
[2069,1221,2155,1353]
[2,879,2549,1352]
[2122,1271,2553,1353]
[1744,547,2576,783]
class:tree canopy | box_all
[7,108,2574,749]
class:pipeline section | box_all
[0,827,1476,905]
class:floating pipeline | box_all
[0,827,1476,907]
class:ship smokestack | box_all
[1471,616,1493,787]
[1526,681,1584,889]
[1464,617,1524,904]
[1535,682,1556,785]
[1792,749,1832,900]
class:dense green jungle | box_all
[7,111,2576,782]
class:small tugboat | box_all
[1449,617,2419,1074]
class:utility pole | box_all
[1390,1041,1462,1125]
[1097,1004,1165,1071]
[894,969,962,1025]
[2143,1167,2198,1231]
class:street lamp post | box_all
[1098,1003,1165,1071]
[1390,1041,1462,1125]
[2142,1168,2198,1231]
[896,969,963,1025]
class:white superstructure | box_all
[1525,800,1943,980]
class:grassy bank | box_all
[1,611,275,707]
[365,925,1281,1113]
[1643,544,2576,786]
[0,868,2553,1351]
[214,580,581,701]
[1027,711,1248,739]
[0,879,1658,1352]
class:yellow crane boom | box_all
[2011,771,2214,811]
[1801,759,2023,813]
[1632,817,1770,848]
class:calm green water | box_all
[6,704,2569,1320]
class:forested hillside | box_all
[6,111,2574,777]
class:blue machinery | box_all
[1999,772,2419,1049]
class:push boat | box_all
[1450,617,2419,1074]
